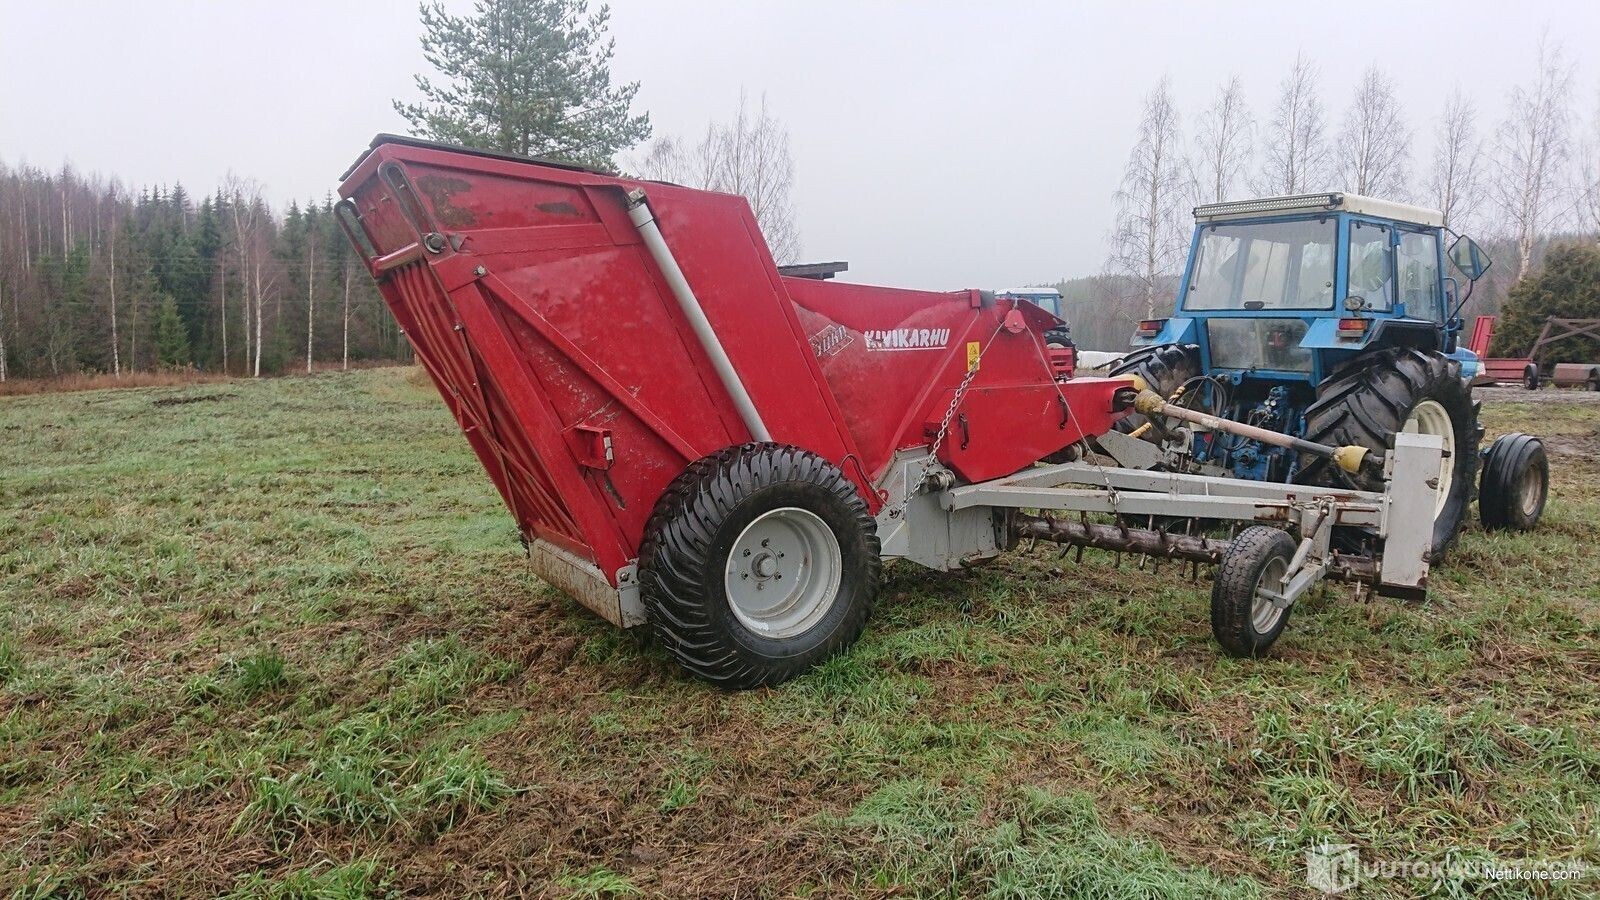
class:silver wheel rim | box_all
[724,507,842,639]
[1519,463,1544,518]
[1402,399,1456,519]
[1251,555,1289,634]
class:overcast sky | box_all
[1,1,1595,290]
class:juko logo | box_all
[808,323,852,359]
[863,327,951,352]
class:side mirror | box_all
[1448,235,1492,282]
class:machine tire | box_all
[1211,525,1297,658]
[1524,365,1540,391]
[1106,343,1201,438]
[1479,433,1548,531]
[637,443,881,690]
[1298,348,1480,557]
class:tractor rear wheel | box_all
[637,443,881,690]
[1297,348,1480,557]
[1106,343,1201,438]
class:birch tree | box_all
[107,211,121,377]
[0,281,7,383]
[224,177,266,376]
[342,260,353,371]
[1337,66,1411,197]
[1107,77,1192,318]
[1491,36,1575,280]
[1429,89,1484,231]
[1576,87,1600,244]
[1193,76,1254,203]
[641,93,802,263]
[1256,54,1330,195]
[305,223,316,374]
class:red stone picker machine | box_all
[336,135,1461,688]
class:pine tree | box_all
[394,0,650,168]
[1491,243,1600,362]
[153,292,190,368]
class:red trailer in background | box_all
[1468,316,1537,389]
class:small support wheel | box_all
[1524,366,1540,391]
[1211,526,1298,658]
[1479,433,1549,531]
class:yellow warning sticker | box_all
[966,341,981,372]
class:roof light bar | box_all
[1194,193,1344,220]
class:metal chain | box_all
[887,319,1007,519]
[927,356,984,461]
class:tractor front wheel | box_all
[1298,348,1480,558]
[637,443,881,690]
[1480,433,1548,531]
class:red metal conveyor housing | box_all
[335,135,1127,627]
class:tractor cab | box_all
[1133,193,1491,386]
[1112,194,1498,554]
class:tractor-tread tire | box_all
[1297,347,1479,557]
[1479,433,1548,531]
[637,443,880,690]
[1211,525,1297,658]
[1107,343,1201,437]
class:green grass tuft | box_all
[557,867,641,899]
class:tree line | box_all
[0,165,407,382]
[1088,38,1600,350]
[0,0,805,384]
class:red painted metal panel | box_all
[783,277,1124,483]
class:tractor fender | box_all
[1298,317,1442,353]
[1134,317,1199,348]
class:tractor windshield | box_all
[1184,219,1336,311]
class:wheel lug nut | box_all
[743,549,751,557]
[761,539,770,547]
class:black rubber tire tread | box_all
[1296,347,1480,557]
[1106,343,1201,437]
[1211,525,1297,658]
[1479,432,1548,531]
[636,443,881,690]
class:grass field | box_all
[2,368,1598,898]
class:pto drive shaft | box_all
[1127,377,1375,475]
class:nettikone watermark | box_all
[1305,842,1592,895]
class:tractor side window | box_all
[1346,222,1394,310]
[1188,230,1243,309]
[1397,231,1442,320]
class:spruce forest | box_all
[0,166,406,383]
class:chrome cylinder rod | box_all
[627,189,772,442]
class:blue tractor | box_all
[1110,192,1541,557]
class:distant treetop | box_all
[394,0,651,170]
